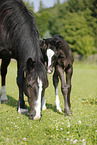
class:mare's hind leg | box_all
[65,66,73,115]
[1,59,10,103]
[56,65,70,116]
[53,70,62,112]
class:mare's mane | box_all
[0,0,39,56]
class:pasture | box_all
[0,60,97,145]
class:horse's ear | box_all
[41,39,47,53]
[27,58,35,71]
[43,39,48,45]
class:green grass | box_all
[0,61,97,145]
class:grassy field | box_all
[0,61,97,145]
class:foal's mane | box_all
[0,0,39,48]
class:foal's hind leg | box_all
[65,67,73,115]
[1,59,10,103]
[53,70,62,112]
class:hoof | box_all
[57,108,62,113]
[56,106,62,113]
[18,108,28,115]
[1,94,8,103]
[42,106,46,111]
[65,108,71,116]
[0,98,8,103]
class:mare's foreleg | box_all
[1,59,10,103]
[53,70,62,112]
[17,65,27,114]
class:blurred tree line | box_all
[24,0,97,56]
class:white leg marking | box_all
[34,77,43,120]
[42,95,46,110]
[18,107,28,114]
[55,86,62,112]
[1,86,8,102]
[47,49,55,73]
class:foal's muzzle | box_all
[47,66,53,74]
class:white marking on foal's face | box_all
[47,49,55,68]
[34,77,42,120]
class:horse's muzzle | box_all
[47,66,53,74]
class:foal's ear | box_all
[27,58,35,71]
[43,39,48,45]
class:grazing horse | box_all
[40,35,74,115]
[0,0,48,120]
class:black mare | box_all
[40,35,74,115]
[0,0,48,120]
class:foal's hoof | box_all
[65,109,72,116]
[18,108,28,115]
[57,108,62,113]
[42,106,46,111]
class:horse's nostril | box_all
[30,114,34,119]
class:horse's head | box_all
[41,39,58,74]
[23,58,48,120]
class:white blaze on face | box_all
[47,49,55,68]
[34,77,43,120]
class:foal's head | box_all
[40,39,58,74]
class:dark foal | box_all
[0,0,48,120]
[40,35,74,115]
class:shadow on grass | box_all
[1,95,64,119]
[1,95,30,118]
[6,95,28,109]
[7,96,63,114]
[46,103,64,115]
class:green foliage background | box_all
[24,0,97,56]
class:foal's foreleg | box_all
[56,65,70,115]
[1,59,10,103]
[53,70,62,112]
